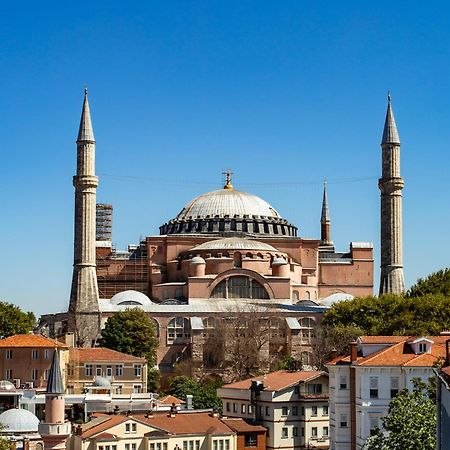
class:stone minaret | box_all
[379,95,405,295]
[38,350,70,450]
[68,89,100,346]
[320,181,332,245]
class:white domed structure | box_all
[160,182,297,237]
[92,376,112,388]
[110,290,152,307]
[0,408,39,433]
[320,292,354,308]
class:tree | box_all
[167,375,223,411]
[364,380,436,450]
[99,308,158,366]
[0,301,36,338]
[407,268,450,298]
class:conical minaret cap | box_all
[77,88,95,143]
[46,350,65,395]
[381,94,400,145]
[321,181,330,223]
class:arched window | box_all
[233,253,242,268]
[167,317,191,344]
[305,291,311,300]
[151,319,160,338]
[292,290,300,301]
[299,317,316,343]
[210,276,269,299]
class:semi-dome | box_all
[110,290,152,306]
[0,408,39,433]
[191,237,278,253]
[160,181,297,237]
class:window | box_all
[116,385,123,394]
[5,350,12,360]
[85,364,93,376]
[307,383,323,395]
[5,369,12,379]
[339,375,347,390]
[31,369,38,380]
[241,404,246,413]
[115,365,123,376]
[281,427,288,438]
[301,406,305,416]
[44,369,50,381]
[210,276,269,300]
[322,405,329,416]
[323,426,329,437]
[131,444,136,450]
[370,417,379,435]
[418,342,427,353]
[233,403,237,413]
[226,402,230,412]
[133,385,142,393]
[292,406,298,416]
[248,404,253,414]
[311,427,318,438]
[112,446,117,450]
[281,406,288,416]
[294,385,300,394]
[370,377,379,399]
[131,423,137,433]
[340,413,348,428]
[44,350,50,359]
[125,445,130,450]
[106,365,112,377]
[196,441,200,450]
[244,433,257,447]
[301,427,305,437]
[265,406,270,416]
[125,423,130,433]
[167,317,191,343]
[31,349,38,359]
[391,376,399,398]
[293,427,298,437]
[96,365,102,376]
[134,365,142,376]
[311,406,318,417]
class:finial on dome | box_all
[223,169,234,190]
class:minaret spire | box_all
[379,94,405,295]
[38,350,70,450]
[320,181,332,245]
[68,89,101,346]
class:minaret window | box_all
[210,276,269,299]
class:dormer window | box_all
[418,343,427,353]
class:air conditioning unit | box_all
[25,382,34,389]
[13,379,20,388]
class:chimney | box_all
[186,394,193,410]
[350,341,358,363]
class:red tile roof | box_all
[222,370,325,391]
[0,334,68,348]
[159,395,185,405]
[138,412,233,435]
[328,336,448,367]
[220,418,266,433]
[70,347,145,363]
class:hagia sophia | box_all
[41,90,404,379]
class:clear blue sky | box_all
[2,1,450,315]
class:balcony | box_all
[298,386,329,399]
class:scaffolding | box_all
[96,204,113,242]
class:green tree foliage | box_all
[407,268,450,298]
[147,368,161,393]
[99,308,158,366]
[364,380,436,450]
[0,301,36,338]
[323,294,450,336]
[168,375,223,411]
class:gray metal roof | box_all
[285,317,301,330]
[176,188,281,220]
[46,350,64,395]
[190,317,204,330]
[192,237,278,252]
[381,95,400,145]
[77,88,95,143]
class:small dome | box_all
[190,256,206,265]
[0,380,15,391]
[320,292,354,307]
[272,257,287,266]
[110,290,151,306]
[192,237,278,252]
[0,408,39,433]
[93,376,111,388]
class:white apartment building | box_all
[218,370,330,449]
[326,336,447,450]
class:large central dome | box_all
[176,188,281,221]
[160,180,297,237]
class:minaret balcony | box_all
[39,421,71,436]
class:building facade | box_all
[218,370,330,449]
[326,335,446,450]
